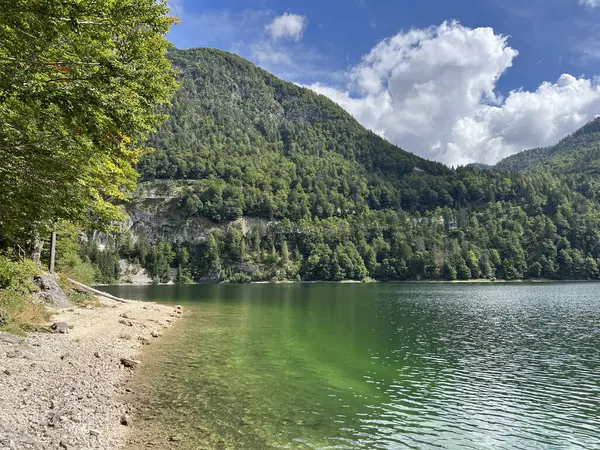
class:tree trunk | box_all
[67,278,129,303]
[49,231,57,273]
[31,229,43,268]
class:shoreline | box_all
[0,297,182,450]
[94,278,600,287]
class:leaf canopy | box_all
[0,0,178,239]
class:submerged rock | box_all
[120,358,141,369]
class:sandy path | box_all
[0,298,182,450]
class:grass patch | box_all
[56,273,103,308]
[0,287,52,334]
[67,289,102,308]
[0,254,102,334]
[0,255,51,333]
[54,272,102,308]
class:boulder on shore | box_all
[33,275,72,309]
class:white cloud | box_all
[167,0,184,16]
[309,21,600,165]
[250,40,294,66]
[266,13,307,41]
[580,0,600,7]
[168,6,334,83]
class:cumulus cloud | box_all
[309,21,600,165]
[266,13,307,41]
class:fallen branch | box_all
[67,278,129,304]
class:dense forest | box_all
[495,117,600,175]
[75,48,600,284]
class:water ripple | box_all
[118,282,600,449]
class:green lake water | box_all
[102,283,600,449]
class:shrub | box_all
[67,290,101,308]
[0,255,38,292]
[56,254,96,285]
[228,273,251,284]
[0,255,49,332]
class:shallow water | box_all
[103,283,600,449]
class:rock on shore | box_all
[0,297,181,450]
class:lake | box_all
[102,283,600,449]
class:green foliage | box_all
[80,49,600,284]
[140,48,447,225]
[0,0,178,245]
[49,222,97,285]
[226,272,252,284]
[78,237,121,284]
[0,254,38,292]
[0,254,49,332]
[67,290,100,308]
[496,117,600,176]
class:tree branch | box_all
[0,56,101,66]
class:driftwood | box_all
[67,278,129,304]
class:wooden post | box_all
[49,231,56,274]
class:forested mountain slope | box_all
[495,117,600,175]
[81,48,600,284]
[140,48,449,221]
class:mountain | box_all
[79,48,600,284]
[495,117,600,175]
[139,48,448,222]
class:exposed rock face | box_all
[118,260,152,285]
[128,196,272,246]
[33,275,72,309]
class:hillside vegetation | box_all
[495,117,600,175]
[71,48,600,284]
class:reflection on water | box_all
[103,283,600,449]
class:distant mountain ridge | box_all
[495,117,600,174]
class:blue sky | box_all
[167,0,600,165]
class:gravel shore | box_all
[0,297,182,450]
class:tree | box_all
[456,257,472,280]
[282,240,290,264]
[0,0,178,243]
[176,247,192,283]
[225,227,245,261]
[585,257,599,279]
[205,233,221,276]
